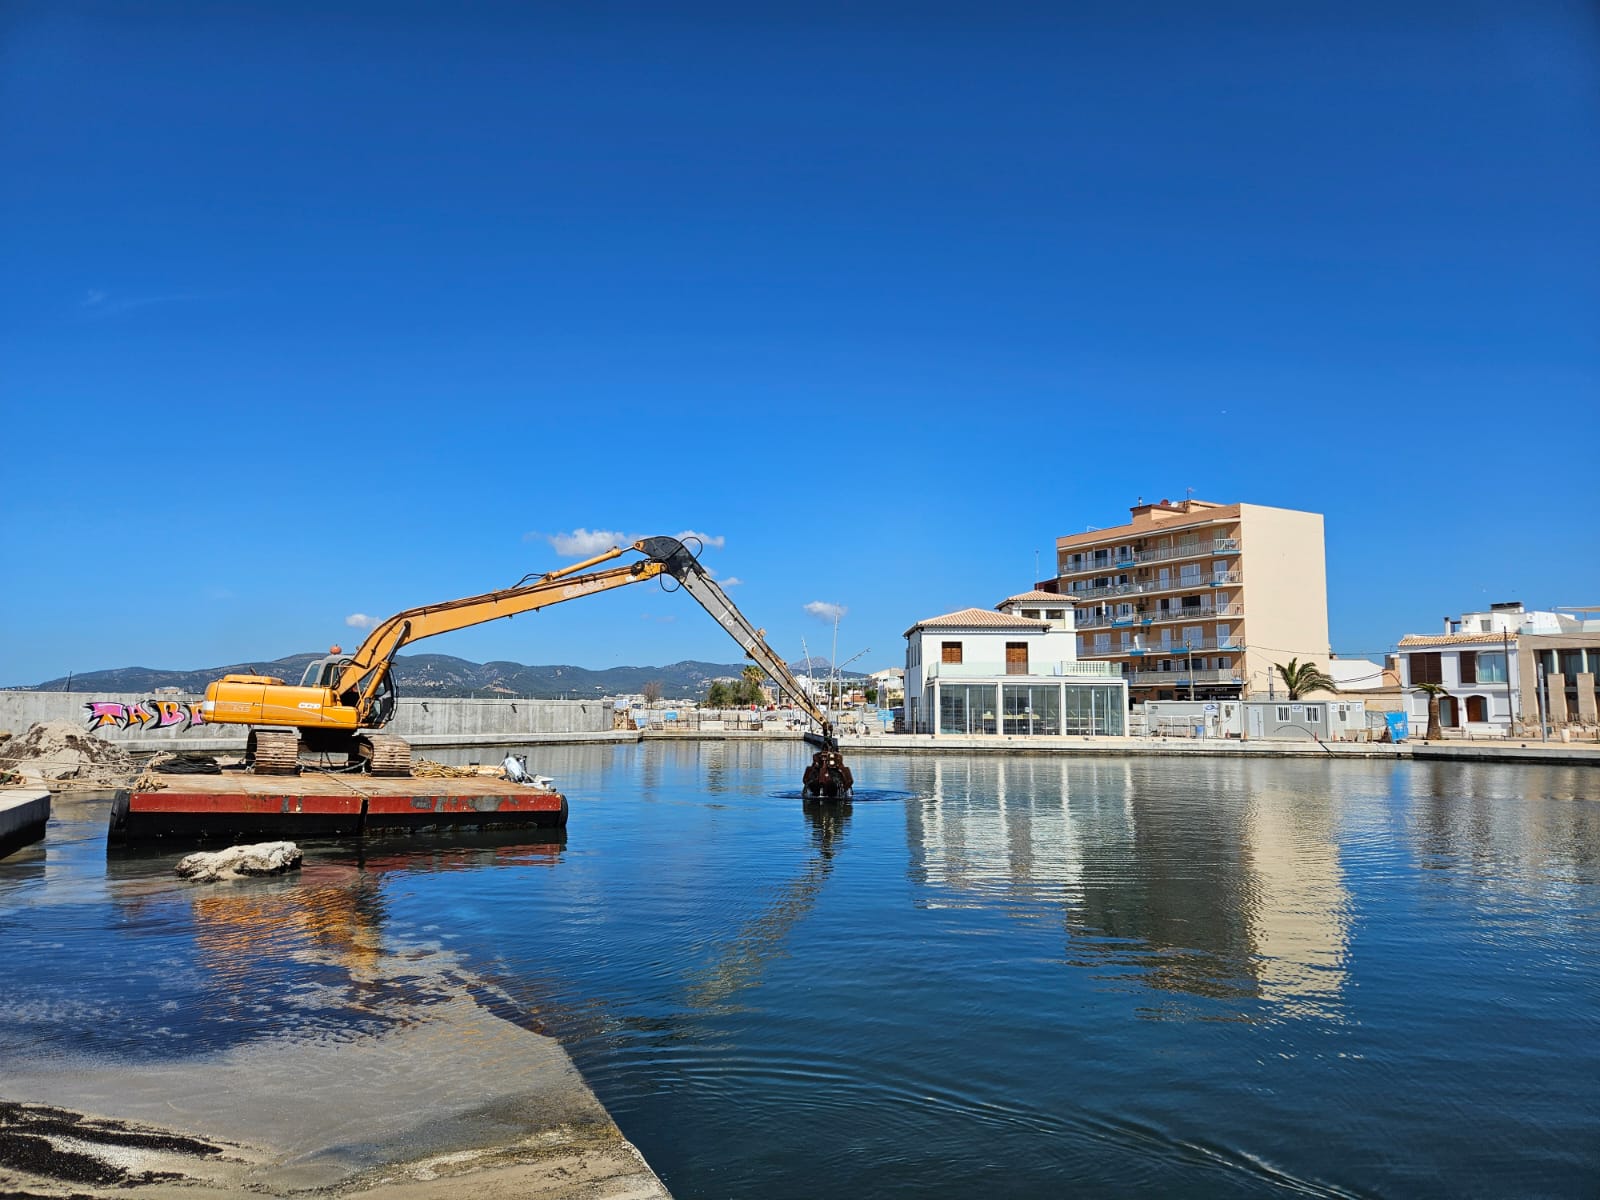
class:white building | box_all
[1397,602,1532,735]
[903,592,1128,736]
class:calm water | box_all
[3,744,1598,1198]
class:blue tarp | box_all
[1385,712,1409,742]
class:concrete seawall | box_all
[0,691,620,753]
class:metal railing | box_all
[1075,604,1245,631]
[1125,668,1243,686]
[1083,637,1243,657]
[1062,570,1243,603]
[1059,536,1241,575]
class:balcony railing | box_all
[1075,604,1245,631]
[1125,668,1244,687]
[1062,570,1243,603]
[1059,536,1241,576]
[1083,637,1244,657]
[924,660,1123,680]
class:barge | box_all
[109,770,567,845]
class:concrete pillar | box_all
[1547,674,1568,724]
[1577,674,1597,724]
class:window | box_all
[1046,609,1064,620]
[1465,695,1488,722]
[1005,642,1029,675]
[1479,618,1492,632]
[1305,705,1324,723]
[1476,652,1506,683]
[941,641,963,664]
[1022,609,1040,618]
[1276,706,1291,722]
[1459,651,1476,684]
[1409,652,1443,685]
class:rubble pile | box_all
[0,721,135,785]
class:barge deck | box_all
[110,770,567,844]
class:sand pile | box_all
[0,721,135,785]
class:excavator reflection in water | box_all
[686,797,852,1009]
[199,536,852,800]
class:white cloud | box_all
[722,576,744,587]
[547,528,631,557]
[805,601,848,622]
[345,613,380,630]
[676,529,725,549]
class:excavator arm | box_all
[334,548,665,721]
[633,538,835,742]
[205,536,852,798]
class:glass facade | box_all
[930,680,1125,736]
[939,684,998,735]
[1002,684,1060,735]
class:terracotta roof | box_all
[904,607,1051,637]
[1397,632,1517,647]
[998,590,1067,607]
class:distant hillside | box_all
[20,654,862,700]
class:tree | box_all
[705,680,732,708]
[1413,682,1447,741]
[734,665,768,706]
[1275,657,1336,700]
[642,679,663,704]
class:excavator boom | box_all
[201,536,851,797]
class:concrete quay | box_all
[1409,741,1600,766]
[0,788,50,858]
[823,732,1409,759]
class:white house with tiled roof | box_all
[903,593,1128,736]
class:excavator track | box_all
[357,733,412,777]
[248,729,302,776]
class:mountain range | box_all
[19,654,863,699]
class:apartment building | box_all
[1041,498,1330,703]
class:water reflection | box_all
[95,832,568,1052]
[904,757,1352,1018]
[685,799,851,1007]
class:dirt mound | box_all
[0,721,135,783]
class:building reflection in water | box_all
[903,757,1350,1019]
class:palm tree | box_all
[1413,682,1447,741]
[1275,657,1336,700]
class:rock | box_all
[175,842,303,882]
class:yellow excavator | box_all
[200,536,853,799]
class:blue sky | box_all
[2,1,1596,686]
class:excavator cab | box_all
[299,656,353,688]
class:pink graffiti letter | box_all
[187,702,206,726]
[124,702,156,729]
[155,701,188,728]
[85,702,127,730]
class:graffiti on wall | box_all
[85,700,207,732]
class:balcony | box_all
[924,660,1123,680]
[1059,536,1241,576]
[1126,668,1244,687]
[1075,603,1245,631]
[1062,570,1243,604]
[1084,637,1244,658]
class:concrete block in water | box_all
[0,788,50,859]
[175,841,303,882]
